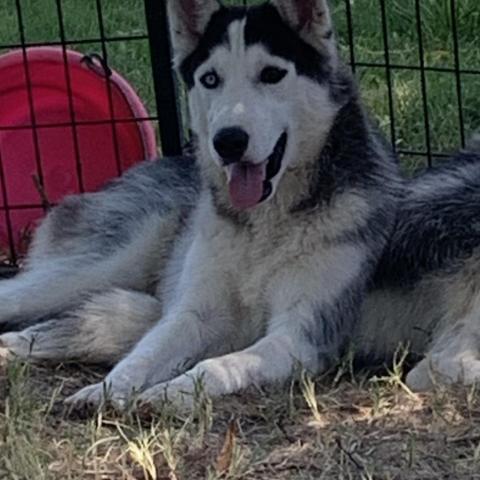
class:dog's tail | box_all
[0,289,162,364]
[374,141,480,288]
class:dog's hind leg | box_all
[406,258,480,391]
[372,142,480,391]
[0,157,199,330]
[0,214,171,330]
[0,288,162,364]
[406,329,480,391]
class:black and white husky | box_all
[1,0,480,409]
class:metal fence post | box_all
[144,0,183,156]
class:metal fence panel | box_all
[0,0,478,264]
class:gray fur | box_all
[0,157,198,331]
[33,156,199,258]
[0,289,161,363]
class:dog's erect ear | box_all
[271,0,337,63]
[167,0,222,66]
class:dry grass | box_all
[1,355,480,480]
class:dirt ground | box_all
[0,354,479,480]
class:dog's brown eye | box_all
[200,71,221,89]
[260,66,288,85]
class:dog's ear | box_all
[167,0,222,66]
[271,0,337,63]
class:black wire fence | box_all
[0,0,478,266]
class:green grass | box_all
[331,0,480,171]
[1,0,479,172]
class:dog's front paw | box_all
[137,376,199,413]
[66,376,145,412]
[0,331,35,359]
[65,382,110,411]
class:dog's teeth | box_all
[225,164,235,181]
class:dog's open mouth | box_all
[227,132,287,210]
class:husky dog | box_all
[1,0,480,409]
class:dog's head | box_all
[167,0,351,211]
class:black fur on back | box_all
[375,145,480,288]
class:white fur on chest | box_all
[186,192,366,333]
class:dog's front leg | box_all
[138,246,369,408]
[65,231,246,410]
[65,290,243,409]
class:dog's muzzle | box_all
[226,132,287,210]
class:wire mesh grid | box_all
[0,0,478,266]
[0,0,178,266]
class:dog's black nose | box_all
[213,127,249,163]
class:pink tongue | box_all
[228,163,265,210]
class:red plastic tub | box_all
[0,47,158,258]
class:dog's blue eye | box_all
[200,71,221,89]
[260,67,288,85]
